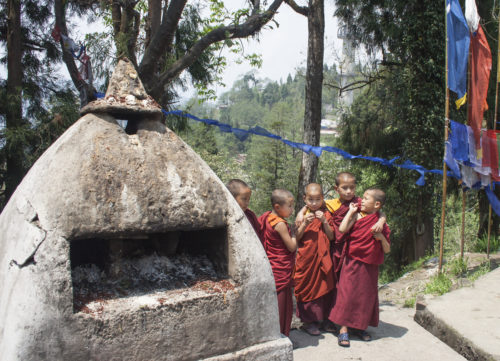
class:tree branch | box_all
[111,0,122,37]
[145,0,162,48]
[150,0,285,96]
[285,0,308,16]
[139,0,187,85]
[54,0,96,107]
[323,73,385,95]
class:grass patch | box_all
[468,261,491,282]
[401,253,436,275]
[403,297,416,308]
[425,273,452,295]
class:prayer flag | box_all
[465,0,480,33]
[444,141,461,178]
[468,25,492,149]
[450,120,469,161]
[447,0,470,108]
[481,130,499,180]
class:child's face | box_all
[235,187,252,211]
[335,177,356,202]
[361,191,380,213]
[304,189,324,212]
[276,197,295,219]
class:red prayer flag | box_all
[468,25,492,149]
[481,130,499,180]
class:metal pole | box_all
[461,187,466,258]
[440,0,450,272]
[487,13,500,259]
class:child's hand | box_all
[373,232,384,241]
[371,221,383,234]
[304,213,315,225]
[315,210,326,222]
[349,202,358,213]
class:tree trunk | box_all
[413,193,434,260]
[478,190,490,238]
[296,0,324,211]
[401,192,434,264]
[5,0,24,201]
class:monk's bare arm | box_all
[374,232,390,254]
[315,210,334,240]
[294,205,308,226]
[338,203,358,233]
[295,213,314,241]
[371,211,387,233]
[275,222,297,252]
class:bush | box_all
[447,256,468,277]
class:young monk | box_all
[226,179,262,243]
[296,172,386,278]
[293,183,336,336]
[258,189,297,336]
[329,188,391,347]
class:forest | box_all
[1,0,499,282]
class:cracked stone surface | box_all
[0,59,292,360]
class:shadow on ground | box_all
[369,319,408,340]
[289,329,326,349]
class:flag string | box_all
[93,93,500,216]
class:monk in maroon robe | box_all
[294,183,335,335]
[226,179,263,243]
[329,188,391,347]
[258,189,297,336]
[244,208,262,243]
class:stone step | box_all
[414,267,500,361]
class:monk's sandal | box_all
[338,332,350,347]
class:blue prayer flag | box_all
[450,120,469,162]
[447,0,470,108]
[444,140,462,179]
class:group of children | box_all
[226,172,391,347]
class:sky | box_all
[206,1,341,97]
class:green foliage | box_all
[437,192,479,255]
[176,69,326,217]
[471,235,500,254]
[425,272,452,295]
[333,0,450,269]
[0,0,83,209]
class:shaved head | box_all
[305,183,323,195]
[271,189,294,206]
[366,188,386,205]
[335,172,356,186]
[226,179,250,197]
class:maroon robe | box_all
[258,211,295,335]
[329,212,390,330]
[330,197,362,275]
[245,208,263,244]
[294,209,335,322]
